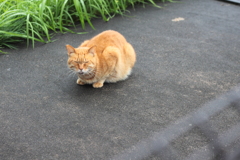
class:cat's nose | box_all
[78,69,84,74]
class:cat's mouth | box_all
[78,71,84,75]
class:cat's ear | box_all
[88,46,96,57]
[66,45,75,56]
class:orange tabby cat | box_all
[66,30,136,88]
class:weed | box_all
[0,0,171,53]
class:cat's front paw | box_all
[77,78,85,85]
[93,82,104,88]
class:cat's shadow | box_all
[57,73,137,106]
[62,79,124,98]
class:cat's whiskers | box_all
[67,69,77,78]
[87,69,97,76]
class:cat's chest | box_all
[79,75,97,84]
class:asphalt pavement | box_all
[0,0,240,159]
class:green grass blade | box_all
[73,0,85,29]
[59,0,69,32]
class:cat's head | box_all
[66,45,96,75]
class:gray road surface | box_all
[0,0,240,159]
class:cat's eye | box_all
[74,61,81,64]
[74,60,88,64]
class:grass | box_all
[0,0,173,53]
